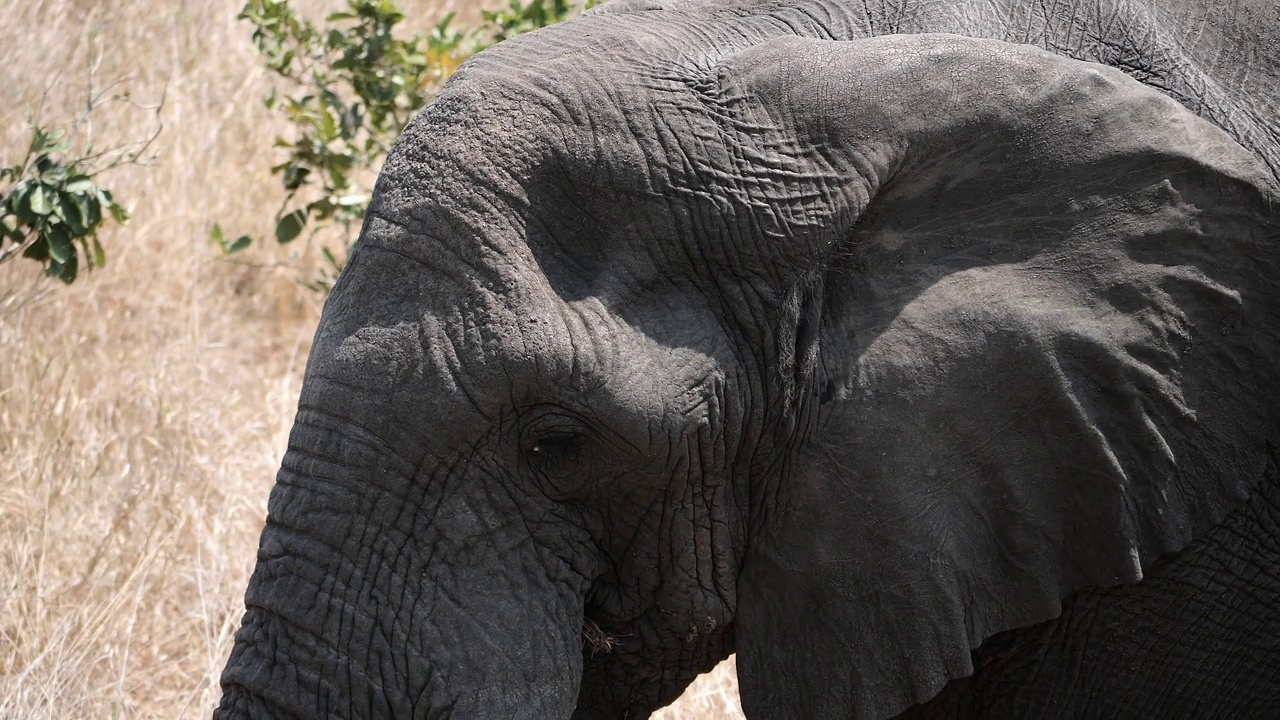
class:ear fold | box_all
[728,35,1280,718]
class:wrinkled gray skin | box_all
[217,1,1280,718]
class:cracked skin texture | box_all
[217,1,1280,719]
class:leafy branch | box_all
[0,46,163,284]
[218,0,595,292]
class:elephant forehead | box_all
[368,17,844,296]
[320,262,571,392]
[318,249,727,440]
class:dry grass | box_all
[0,0,739,716]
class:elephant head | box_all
[217,2,1280,718]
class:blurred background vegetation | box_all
[0,0,740,716]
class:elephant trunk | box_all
[216,410,592,718]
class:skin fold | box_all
[216,1,1280,718]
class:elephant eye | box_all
[526,432,586,474]
[520,410,598,497]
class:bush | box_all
[219,0,593,292]
[0,81,159,284]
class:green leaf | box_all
[92,235,106,268]
[275,208,307,243]
[306,197,335,220]
[28,184,53,216]
[69,194,91,233]
[77,235,91,270]
[38,162,67,186]
[318,107,338,142]
[50,250,78,284]
[339,103,364,138]
[283,165,312,191]
[81,192,102,229]
[53,192,88,234]
[64,174,95,193]
[321,245,340,267]
[211,222,253,254]
[324,153,355,174]
[46,223,73,263]
[9,182,34,223]
[22,236,49,261]
[31,127,70,155]
[434,11,457,31]
[108,200,129,224]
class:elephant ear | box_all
[728,35,1280,719]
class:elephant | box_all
[216,0,1280,717]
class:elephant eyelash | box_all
[524,431,595,501]
[527,432,587,470]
